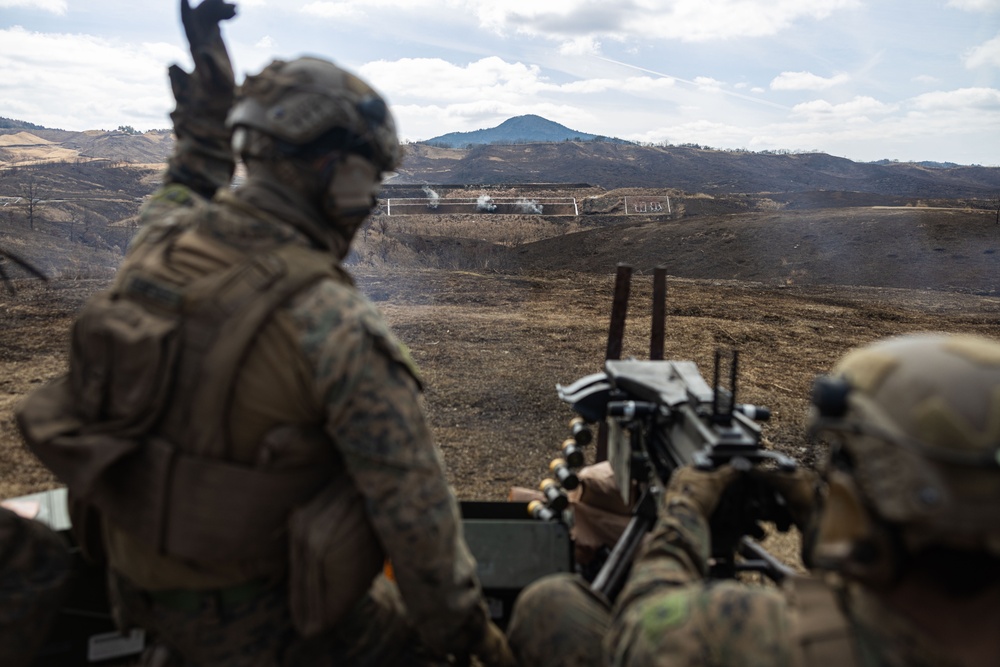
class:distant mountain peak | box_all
[423,115,628,147]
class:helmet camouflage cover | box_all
[810,333,1000,557]
[227,56,401,172]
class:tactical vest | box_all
[17,223,346,565]
[786,574,862,667]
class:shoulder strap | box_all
[787,574,861,667]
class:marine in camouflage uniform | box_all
[509,333,1000,667]
[15,2,511,666]
[0,506,72,667]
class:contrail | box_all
[592,55,790,110]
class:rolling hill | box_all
[2,116,999,197]
[392,142,1000,198]
[424,114,626,147]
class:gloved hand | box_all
[472,620,516,667]
[663,464,741,520]
[750,467,821,531]
[179,0,236,96]
[182,0,237,40]
[167,0,238,196]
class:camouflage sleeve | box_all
[615,498,712,609]
[608,499,796,666]
[607,578,795,667]
[129,183,203,252]
[289,280,488,656]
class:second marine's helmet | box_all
[807,333,1000,586]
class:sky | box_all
[1,0,998,165]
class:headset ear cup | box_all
[811,470,900,587]
[812,471,870,566]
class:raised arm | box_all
[164,0,238,198]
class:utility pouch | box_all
[17,288,182,549]
[288,470,385,637]
[69,291,181,432]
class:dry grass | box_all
[3,198,1000,575]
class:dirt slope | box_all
[394,142,1000,196]
[510,206,1000,293]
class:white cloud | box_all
[909,87,1000,111]
[255,35,276,49]
[300,2,365,20]
[965,34,1000,68]
[297,0,459,21]
[0,26,182,131]
[360,56,687,112]
[770,71,850,90]
[791,96,898,119]
[293,0,862,42]
[0,0,66,13]
[946,0,1000,10]
[559,36,601,56]
[559,75,676,96]
[792,96,899,122]
[912,74,941,85]
[694,76,725,91]
[474,0,862,43]
[360,57,546,103]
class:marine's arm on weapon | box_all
[614,466,737,607]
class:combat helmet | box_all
[808,333,1000,586]
[227,57,401,251]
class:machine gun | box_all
[530,265,799,602]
